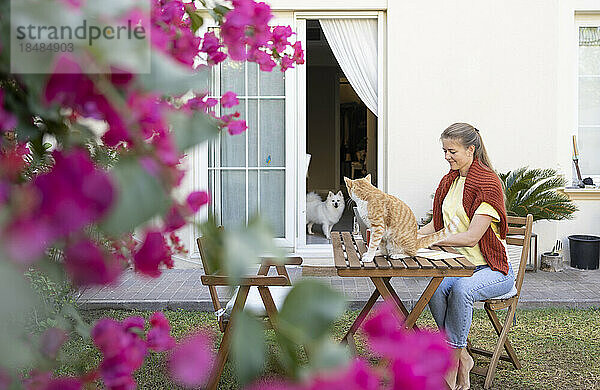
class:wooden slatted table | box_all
[332,231,475,354]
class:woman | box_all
[417,123,515,390]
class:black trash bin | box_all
[568,235,600,270]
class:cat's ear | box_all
[328,191,334,197]
[343,177,352,188]
[365,174,372,183]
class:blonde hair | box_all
[441,123,494,172]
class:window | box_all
[207,58,287,237]
[578,26,600,177]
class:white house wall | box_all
[386,0,567,257]
[178,1,600,265]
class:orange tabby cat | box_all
[344,174,453,262]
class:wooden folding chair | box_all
[196,236,302,390]
[468,214,533,389]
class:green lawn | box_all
[58,308,600,389]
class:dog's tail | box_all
[416,217,458,250]
[306,192,321,204]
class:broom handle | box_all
[573,158,584,187]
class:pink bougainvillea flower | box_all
[64,239,121,286]
[362,302,452,390]
[220,0,275,61]
[164,204,186,232]
[226,119,248,135]
[208,50,227,65]
[1,215,51,265]
[150,23,172,52]
[221,91,239,108]
[186,191,210,212]
[44,56,129,147]
[126,92,167,139]
[133,230,173,277]
[0,90,17,132]
[270,25,293,53]
[34,149,114,237]
[308,358,380,390]
[221,9,250,61]
[0,142,30,182]
[92,317,148,389]
[109,66,135,87]
[280,55,295,72]
[251,49,277,72]
[168,232,188,255]
[0,367,10,390]
[168,331,214,387]
[388,330,453,390]
[362,302,405,357]
[186,94,219,113]
[170,28,202,66]
[292,41,305,65]
[122,316,145,332]
[58,0,83,9]
[44,377,82,390]
[40,328,69,359]
[152,130,180,166]
[23,371,52,390]
[200,31,221,54]
[147,312,176,352]
[157,0,185,24]
[201,31,227,65]
[250,2,274,45]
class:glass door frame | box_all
[294,11,387,256]
[189,12,297,258]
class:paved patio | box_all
[76,266,600,311]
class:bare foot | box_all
[456,348,474,389]
[445,350,459,389]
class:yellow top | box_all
[442,176,501,266]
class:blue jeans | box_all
[428,264,515,348]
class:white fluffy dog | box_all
[306,191,345,239]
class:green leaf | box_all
[231,310,266,386]
[499,166,578,221]
[303,338,350,377]
[214,5,232,16]
[170,110,220,152]
[277,280,347,345]
[222,217,284,284]
[139,52,210,96]
[0,261,41,369]
[62,304,91,340]
[100,157,170,235]
[187,10,204,32]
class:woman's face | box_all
[442,138,474,175]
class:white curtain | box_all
[319,19,378,116]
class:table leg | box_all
[341,288,380,352]
[403,277,444,329]
[382,277,410,317]
[371,277,407,321]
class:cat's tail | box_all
[416,217,459,250]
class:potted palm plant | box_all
[499,167,578,271]
[499,167,578,221]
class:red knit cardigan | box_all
[432,159,509,275]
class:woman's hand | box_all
[436,214,493,247]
